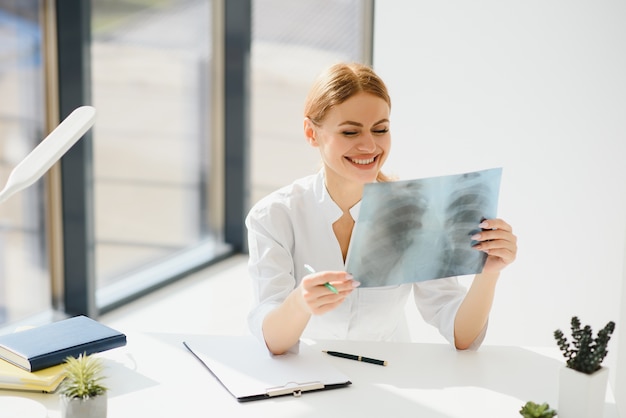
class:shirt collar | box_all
[313,169,362,223]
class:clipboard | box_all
[183,335,352,402]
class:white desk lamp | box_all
[0,105,96,204]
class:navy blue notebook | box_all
[0,315,126,372]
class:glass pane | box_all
[91,0,220,292]
[0,1,51,325]
[250,0,371,205]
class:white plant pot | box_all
[60,393,108,418]
[558,366,609,418]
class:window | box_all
[90,0,231,309]
[0,1,50,325]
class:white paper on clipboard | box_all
[183,335,351,402]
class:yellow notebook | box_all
[0,359,66,392]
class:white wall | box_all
[373,0,626,395]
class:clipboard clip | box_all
[266,381,325,397]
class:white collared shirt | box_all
[245,170,485,350]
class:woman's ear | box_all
[303,118,319,147]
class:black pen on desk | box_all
[303,264,339,294]
[323,350,388,366]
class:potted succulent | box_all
[59,353,108,418]
[553,316,615,418]
[519,401,557,418]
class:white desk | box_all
[0,332,618,417]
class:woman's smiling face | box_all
[305,92,391,191]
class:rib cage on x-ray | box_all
[436,171,491,279]
[346,168,502,287]
[355,182,428,287]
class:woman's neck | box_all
[324,175,364,213]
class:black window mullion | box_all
[224,0,251,253]
[55,0,96,318]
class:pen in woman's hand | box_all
[303,264,339,294]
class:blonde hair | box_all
[304,62,394,182]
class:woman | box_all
[246,62,517,355]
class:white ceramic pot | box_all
[60,393,107,418]
[558,366,609,418]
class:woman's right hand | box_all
[262,270,360,355]
[298,271,360,315]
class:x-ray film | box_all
[346,167,502,287]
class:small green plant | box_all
[519,401,557,418]
[59,353,107,399]
[554,316,615,374]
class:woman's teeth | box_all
[350,157,375,165]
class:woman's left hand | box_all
[472,218,517,274]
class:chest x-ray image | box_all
[346,167,502,287]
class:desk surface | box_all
[0,332,619,418]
